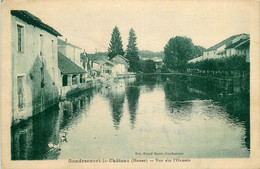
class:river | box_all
[11,75,250,160]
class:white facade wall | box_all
[58,40,81,67]
[113,64,127,74]
[203,50,215,59]
[11,15,61,123]
[93,62,100,71]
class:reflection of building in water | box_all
[11,120,33,160]
[11,95,89,160]
[59,97,87,131]
[164,76,250,151]
[164,80,189,102]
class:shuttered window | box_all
[40,34,43,56]
[17,25,24,53]
[17,76,24,110]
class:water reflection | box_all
[107,81,126,130]
[11,75,250,160]
[11,89,93,160]
[126,80,140,129]
[164,76,250,152]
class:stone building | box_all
[11,10,62,124]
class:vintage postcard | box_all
[1,0,260,168]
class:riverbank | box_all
[12,75,133,126]
[11,74,250,160]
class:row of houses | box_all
[10,10,129,124]
[188,33,250,63]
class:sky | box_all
[8,0,251,53]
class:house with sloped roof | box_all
[58,51,87,97]
[81,53,116,77]
[10,10,62,123]
[93,56,115,77]
[57,38,88,97]
[188,33,250,63]
[225,38,250,61]
[203,33,249,60]
[111,55,129,75]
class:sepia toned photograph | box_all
[1,0,260,168]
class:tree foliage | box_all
[108,26,124,59]
[140,60,156,73]
[163,36,195,72]
[188,55,249,71]
[192,45,206,59]
[125,28,140,72]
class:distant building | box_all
[111,55,129,74]
[58,39,82,67]
[10,10,62,124]
[95,59,115,77]
[82,53,115,77]
[80,51,88,72]
[188,33,250,63]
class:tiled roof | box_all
[206,33,248,51]
[226,38,249,49]
[225,38,249,49]
[235,39,250,49]
[11,10,61,36]
[58,52,86,75]
[112,55,129,64]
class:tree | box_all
[140,60,156,73]
[125,28,139,72]
[163,36,195,71]
[108,26,124,59]
[193,45,206,59]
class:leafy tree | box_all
[108,26,124,59]
[192,45,206,59]
[163,36,195,72]
[140,60,156,73]
[125,28,139,72]
[187,55,248,71]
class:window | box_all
[17,76,25,110]
[62,75,68,86]
[80,74,84,83]
[17,25,24,53]
[72,75,77,85]
[40,34,43,56]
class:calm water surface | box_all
[11,75,250,160]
